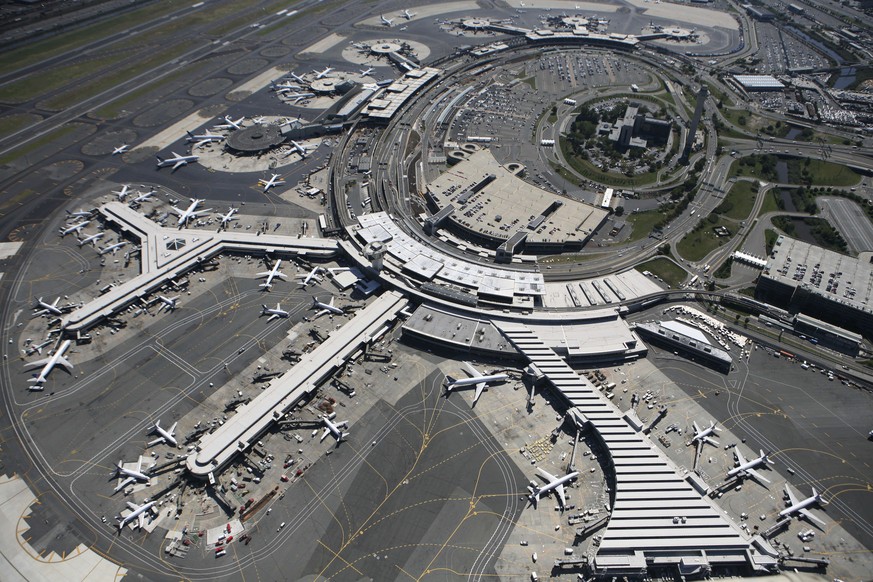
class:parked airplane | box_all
[444,362,510,404]
[288,71,306,84]
[380,14,394,26]
[98,241,127,256]
[65,208,95,219]
[297,266,322,288]
[156,295,180,312]
[312,66,333,79]
[186,130,225,149]
[147,420,178,447]
[172,198,211,227]
[311,296,343,318]
[24,339,73,388]
[257,259,287,290]
[112,144,129,155]
[691,420,720,448]
[117,500,156,531]
[320,415,349,443]
[156,151,199,171]
[217,207,238,230]
[77,232,104,247]
[360,67,374,76]
[112,457,151,493]
[212,115,244,131]
[400,9,416,19]
[283,92,315,104]
[112,184,132,201]
[779,484,828,526]
[33,297,62,317]
[130,190,156,204]
[528,468,579,509]
[258,304,288,323]
[258,174,286,192]
[727,449,775,485]
[59,220,90,237]
[284,140,313,158]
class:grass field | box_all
[0,51,130,104]
[786,158,861,187]
[635,257,687,288]
[676,215,734,262]
[0,124,81,166]
[758,188,780,216]
[626,209,665,244]
[0,113,42,138]
[716,180,757,220]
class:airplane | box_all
[311,296,344,319]
[691,420,720,448]
[727,449,775,486]
[271,79,303,93]
[155,151,199,171]
[312,67,333,79]
[112,184,132,201]
[400,9,415,19]
[59,220,90,237]
[283,92,315,104]
[380,14,394,26]
[527,468,579,509]
[65,208,95,220]
[320,415,349,444]
[117,500,156,531]
[185,130,225,149]
[257,259,287,290]
[297,266,322,288]
[260,303,289,322]
[155,295,180,312]
[24,339,73,388]
[32,297,62,317]
[98,241,127,256]
[147,420,178,447]
[130,190,156,204]
[76,232,104,247]
[360,67,374,76]
[258,174,286,192]
[284,140,314,158]
[779,484,828,526]
[112,457,151,493]
[287,71,306,84]
[217,207,238,230]
[444,362,510,404]
[112,144,129,155]
[171,198,211,227]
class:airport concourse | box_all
[0,0,872,580]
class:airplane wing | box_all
[114,476,134,493]
[267,314,278,322]
[537,468,558,483]
[256,271,270,278]
[137,512,146,529]
[172,159,186,170]
[473,382,487,403]
[169,422,177,435]
[785,484,800,506]
[734,449,747,467]
[746,467,771,485]
[147,437,164,447]
[23,357,51,370]
[799,507,826,526]
[320,427,330,442]
[704,435,719,446]
[463,362,483,378]
[692,421,701,434]
[56,356,74,373]
[555,483,567,507]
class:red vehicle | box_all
[214,546,224,553]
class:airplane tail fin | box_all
[445,376,457,388]
[155,155,164,163]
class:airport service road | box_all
[651,344,873,550]
[818,196,873,253]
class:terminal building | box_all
[756,235,873,337]
[633,321,733,373]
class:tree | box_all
[614,206,625,216]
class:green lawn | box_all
[626,209,665,243]
[676,215,734,262]
[0,113,41,137]
[715,180,757,220]
[758,188,780,215]
[635,257,688,288]
[0,52,130,104]
[786,158,861,187]
[765,229,779,255]
[0,124,80,166]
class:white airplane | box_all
[779,484,828,526]
[218,207,238,230]
[33,297,62,317]
[283,92,315,104]
[76,232,104,247]
[112,184,132,201]
[271,80,303,93]
[156,151,199,171]
[320,415,349,443]
[257,259,287,290]
[130,190,156,204]
[284,140,314,158]
[727,449,775,485]
[155,295,180,312]
[147,420,178,447]
[112,458,151,493]
[24,339,73,388]
[380,14,394,26]
[261,303,289,322]
[186,130,225,149]
[444,362,510,404]
[98,241,127,256]
[212,115,245,131]
[691,420,720,448]
[172,198,211,227]
[311,296,344,319]
[528,468,579,509]
[112,144,129,155]
[360,67,374,76]
[258,174,285,192]
[400,9,415,20]
[59,220,90,237]
[312,66,333,79]
[117,500,156,531]
[65,208,94,220]
[297,266,322,288]
[287,71,306,84]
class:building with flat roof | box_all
[733,75,785,91]
[756,235,873,336]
